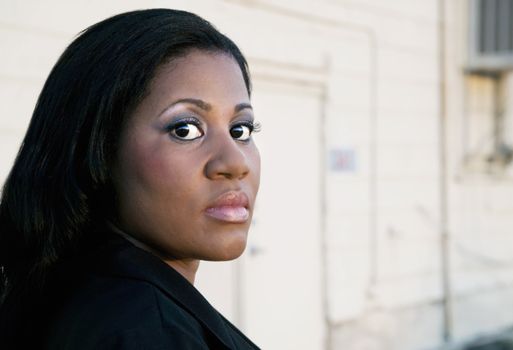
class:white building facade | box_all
[1,1,513,349]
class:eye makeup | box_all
[164,116,202,131]
[229,120,261,141]
[164,115,261,143]
[165,116,204,141]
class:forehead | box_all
[148,50,249,104]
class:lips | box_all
[205,191,250,223]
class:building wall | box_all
[1,1,513,349]
[445,0,513,346]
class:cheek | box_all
[126,140,203,200]
[115,138,204,236]
[249,145,261,188]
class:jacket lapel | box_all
[93,233,237,349]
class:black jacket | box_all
[40,232,260,349]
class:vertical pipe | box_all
[319,70,331,350]
[438,0,453,343]
[368,32,379,295]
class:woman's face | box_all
[112,50,260,264]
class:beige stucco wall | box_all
[1,1,513,349]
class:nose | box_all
[204,133,250,180]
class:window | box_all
[468,0,513,72]
[464,1,513,174]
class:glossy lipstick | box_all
[205,191,249,223]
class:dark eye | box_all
[230,124,252,141]
[170,122,203,140]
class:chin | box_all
[206,234,248,261]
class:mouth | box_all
[205,191,250,223]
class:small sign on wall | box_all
[329,148,357,172]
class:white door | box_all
[196,77,325,350]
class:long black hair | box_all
[0,7,251,337]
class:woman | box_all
[0,9,260,349]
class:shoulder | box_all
[44,274,209,350]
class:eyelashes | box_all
[249,121,262,134]
[229,121,261,141]
[166,117,261,142]
[166,117,203,141]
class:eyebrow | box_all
[234,102,253,113]
[160,98,252,116]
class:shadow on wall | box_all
[464,333,513,350]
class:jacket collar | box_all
[89,232,237,349]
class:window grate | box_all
[468,0,513,72]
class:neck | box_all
[164,259,200,284]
